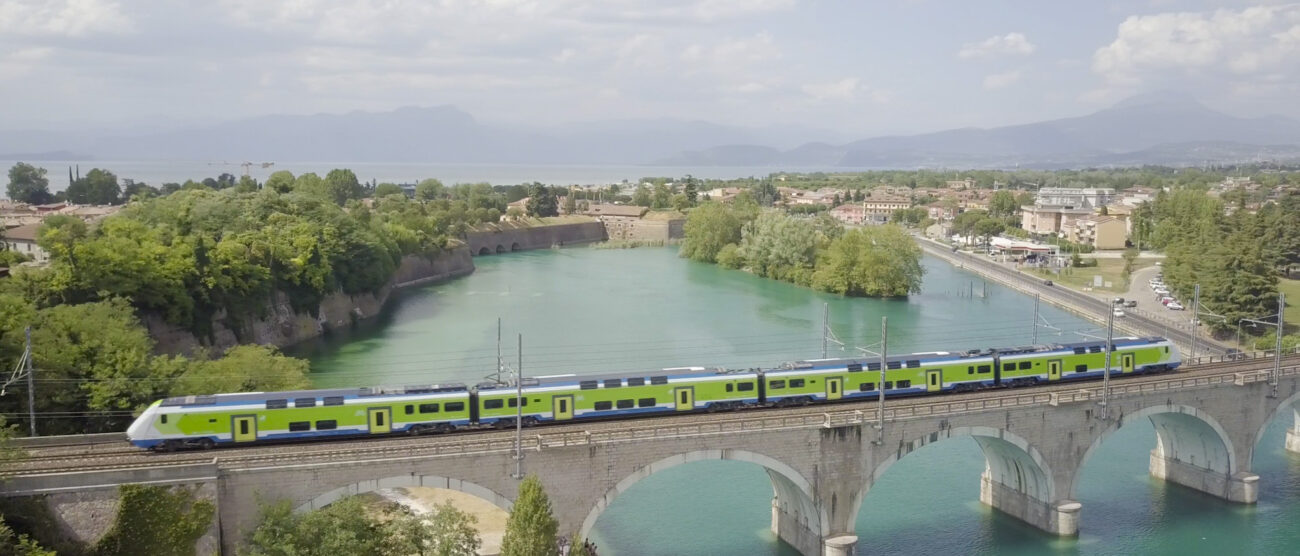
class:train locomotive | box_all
[126,336,1180,451]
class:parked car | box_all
[1043,279,1053,286]
[1167,302,1185,310]
[1225,349,1245,361]
[1112,308,1126,318]
[1160,296,1175,305]
[1124,300,1138,308]
[1113,297,1125,304]
[1154,288,1170,296]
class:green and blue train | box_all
[127,336,1180,450]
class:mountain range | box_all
[3,93,1299,168]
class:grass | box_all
[1280,277,1300,329]
[1031,257,1158,294]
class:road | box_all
[915,237,1231,357]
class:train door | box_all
[553,396,574,421]
[674,387,694,411]
[368,408,391,434]
[926,369,942,392]
[1048,360,1061,382]
[232,415,257,443]
[826,378,843,401]
[1122,353,1134,374]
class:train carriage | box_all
[563,367,762,419]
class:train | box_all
[126,336,1181,451]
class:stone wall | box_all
[147,245,475,356]
[465,221,607,255]
[602,217,685,241]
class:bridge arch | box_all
[511,242,521,251]
[496,244,506,253]
[478,247,491,256]
[1253,388,1300,455]
[849,426,1054,528]
[1071,403,1237,498]
[578,449,826,542]
[294,474,513,515]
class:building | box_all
[2,223,47,263]
[829,203,866,226]
[862,197,911,224]
[1020,205,1094,235]
[1034,188,1115,209]
[1063,215,1127,250]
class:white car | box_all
[1112,308,1125,318]
[1167,302,1185,310]
[1154,288,1170,296]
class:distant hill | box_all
[5,94,1299,168]
[657,92,1300,168]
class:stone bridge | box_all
[7,357,1300,556]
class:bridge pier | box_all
[1148,449,1258,503]
[770,497,833,556]
[1286,410,1300,454]
[979,470,1080,536]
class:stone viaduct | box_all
[6,359,1300,555]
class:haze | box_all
[3,0,1299,137]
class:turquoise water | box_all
[297,247,1300,555]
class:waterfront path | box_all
[915,236,1231,357]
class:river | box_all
[295,247,1300,555]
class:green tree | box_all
[234,175,260,194]
[242,497,388,556]
[651,183,671,209]
[500,475,559,556]
[680,203,745,263]
[526,183,558,217]
[123,181,161,201]
[670,193,690,212]
[384,502,481,556]
[322,169,364,206]
[736,211,819,284]
[65,168,121,205]
[811,225,924,297]
[293,172,325,196]
[6,163,53,205]
[0,514,54,556]
[631,185,651,207]
[374,183,405,198]
[683,177,698,206]
[974,217,1006,246]
[170,345,310,396]
[988,190,1019,218]
[563,192,577,215]
[415,179,445,202]
[264,171,296,194]
[94,484,215,556]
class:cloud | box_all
[1092,5,1300,84]
[983,70,1021,90]
[0,0,133,37]
[802,78,860,100]
[958,32,1036,59]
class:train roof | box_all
[158,383,469,408]
[477,365,759,392]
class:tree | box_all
[170,346,310,396]
[321,169,365,206]
[415,179,445,202]
[384,502,481,556]
[563,191,577,215]
[525,183,558,217]
[683,177,698,206]
[293,173,325,196]
[234,175,260,194]
[680,203,745,263]
[651,183,671,209]
[94,484,214,556]
[989,190,1019,218]
[242,497,388,556]
[500,475,559,556]
[0,513,54,556]
[65,168,121,205]
[6,163,53,205]
[264,171,296,194]
[374,183,404,198]
[736,211,820,284]
[974,217,1006,247]
[631,185,651,207]
[123,181,161,201]
[811,225,924,297]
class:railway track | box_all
[8,353,1297,477]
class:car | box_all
[1112,308,1125,318]
[1043,279,1053,286]
[1225,349,1244,361]
[1113,297,1125,304]
[1124,300,1138,308]
[1154,288,1170,296]
[1167,302,1185,310]
[1160,297,1175,305]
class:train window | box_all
[616,399,634,409]
[316,420,337,430]
[884,381,894,389]
[790,379,806,388]
[977,365,991,374]
[160,414,168,424]
[627,377,646,386]
[604,379,622,388]
[650,376,668,385]
[887,361,901,370]
[445,402,465,412]
[968,366,974,375]
[1074,347,1087,355]
[1003,363,1015,372]
[289,421,310,432]
[580,380,598,390]
[906,360,921,368]
[1075,365,1088,373]
[484,399,504,410]
[507,398,528,408]
[405,405,414,415]
[770,380,786,389]
[860,383,875,392]
[239,421,249,435]
[594,401,613,411]
[638,398,656,407]
[726,384,734,392]
[898,380,911,388]
[737,382,754,392]
[847,363,862,372]
[1089,346,1102,354]
[266,399,288,410]
[323,396,344,406]
[294,398,316,408]
[419,403,439,413]
[209,418,216,423]
[1019,362,1032,370]
[867,362,881,371]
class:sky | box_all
[1,0,1299,137]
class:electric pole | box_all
[1272,292,1286,397]
[822,303,829,359]
[1100,306,1114,421]
[1033,293,1040,344]
[26,326,36,437]
[875,317,887,445]
[513,333,524,480]
[1190,284,1201,363]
